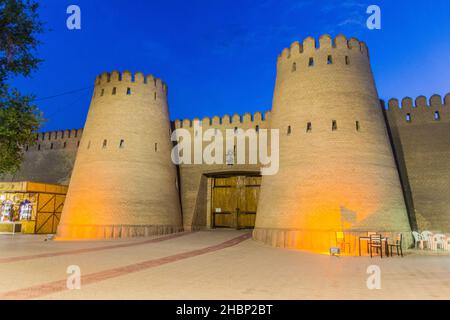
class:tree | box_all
[0,0,44,174]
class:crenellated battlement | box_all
[278,34,369,61]
[386,93,449,109]
[35,128,83,142]
[94,70,167,91]
[22,128,84,153]
[275,34,371,79]
[173,111,271,129]
[384,93,450,125]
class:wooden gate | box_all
[35,193,65,234]
[211,175,261,229]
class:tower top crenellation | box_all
[278,34,369,61]
[94,70,167,91]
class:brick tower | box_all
[56,71,182,239]
[253,35,412,254]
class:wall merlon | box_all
[232,114,241,123]
[401,97,413,109]
[202,116,211,126]
[360,41,369,56]
[334,34,348,48]
[388,98,399,109]
[281,48,290,59]
[348,37,360,50]
[212,116,220,126]
[222,114,231,125]
[110,70,121,82]
[415,96,427,108]
[254,112,262,121]
[134,72,145,83]
[290,41,302,56]
[98,72,110,85]
[147,74,156,86]
[182,119,192,128]
[430,94,443,107]
[319,34,332,48]
[302,36,316,52]
[155,78,165,90]
[243,112,252,122]
[121,70,132,82]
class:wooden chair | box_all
[369,234,383,258]
[388,233,403,257]
[336,232,351,254]
[364,231,377,254]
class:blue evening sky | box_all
[9,0,450,131]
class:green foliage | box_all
[0,87,42,173]
[0,0,44,174]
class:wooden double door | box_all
[211,175,261,229]
[35,193,64,234]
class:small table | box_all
[359,236,389,256]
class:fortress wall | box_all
[0,129,83,185]
[172,111,271,230]
[0,43,446,246]
[0,109,274,232]
[384,93,450,232]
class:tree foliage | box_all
[0,0,44,174]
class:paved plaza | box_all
[0,230,449,300]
